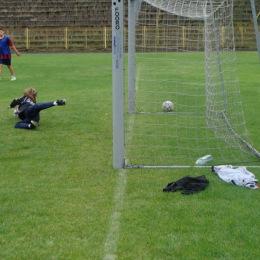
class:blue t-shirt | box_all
[0,35,13,59]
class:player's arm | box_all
[9,98,21,108]
[11,44,20,56]
[8,37,20,56]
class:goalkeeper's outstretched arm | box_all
[9,98,20,108]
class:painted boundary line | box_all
[103,169,128,260]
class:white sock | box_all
[53,101,57,106]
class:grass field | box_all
[125,51,260,167]
[0,52,260,259]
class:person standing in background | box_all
[0,27,20,81]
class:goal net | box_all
[122,0,260,168]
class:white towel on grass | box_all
[212,165,259,189]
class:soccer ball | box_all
[13,108,19,118]
[162,101,173,112]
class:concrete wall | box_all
[0,0,111,27]
[1,0,259,28]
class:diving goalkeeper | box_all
[9,87,66,129]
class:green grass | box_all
[0,52,260,259]
[125,51,260,166]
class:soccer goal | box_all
[112,0,260,169]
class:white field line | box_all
[102,168,128,260]
[103,66,140,260]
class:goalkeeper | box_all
[8,87,66,130]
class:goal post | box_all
[128,0,137,113]
[112,0,125,169]
[250,0,260,61]
[113,0,260,169]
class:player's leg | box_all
[24,102,54,123]
[7,65,14,76]
[0,61,3,80]
[25,100,66,121]
[7,64,16,81]
[4,59,16,80]
[14,119,38,129]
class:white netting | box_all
[124,0,260,167]
[142,0,225,18]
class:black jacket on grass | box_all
[163,175,210,195]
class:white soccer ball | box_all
[162,101,173,112]
[13,108,19,118]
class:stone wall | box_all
[0,0,111,27]
[0,0,259,28]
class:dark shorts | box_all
[0,59,11,65]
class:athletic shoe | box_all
[11,76,16,81]
[30,120,38,129]
[56,99,66,105]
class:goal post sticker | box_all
[112,0,123,69]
